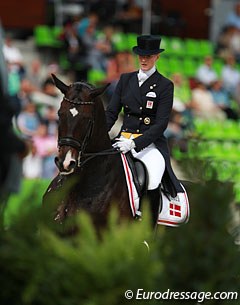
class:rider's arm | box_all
[105,75,124,131]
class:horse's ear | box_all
[89,83,110,99]
[51,74,69,94]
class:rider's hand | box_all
[112,138,136,153]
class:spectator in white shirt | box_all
[225,2,240,30]
[3,35,25,77]
[221,53,240,102]
[189,81,226,121]
[196,56,218,87]
[22,144,42,179]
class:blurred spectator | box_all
[171,72,191,105]
[165,109,188,154]
[17,102,41,137]
[42,105,58,136]
[22,143,42,179]
[7,63,21,94]
[61,21,84,61]
[24,64,63,110]
[76,16,89,38]
[225,2,240,30]
[18,72,60,118]
[210,79,239,121]
[82,20,111,71]
[76,12,99,38]
[221,53,240,102]
[18,78,40,108]
[3,34,25,78]
[227,27,240,61]
[196,56,218,87]
[171,72,194,134]
[216,25,237,59]
[114,0,142,33]
[27,58,46,88]
[104,50,136,97]
[97,25,116,58]
[59,20,88,80]
[33,123,57,179]
[216,25,240,62]
[165,110,184,139]
[7,62,22,117]
[189,81,226,121]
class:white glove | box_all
[113,138,136,154]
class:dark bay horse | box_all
[42,74,131,228]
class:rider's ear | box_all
[89,83,110,99]
[51,74,69,94]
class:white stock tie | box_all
[138,71,148,86]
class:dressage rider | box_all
[105,35,185,225]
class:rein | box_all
[79,148,120,169]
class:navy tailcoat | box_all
[105,70,183,196]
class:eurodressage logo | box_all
[124,289,239,302]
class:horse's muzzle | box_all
[55,156,77,174]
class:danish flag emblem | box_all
[169,202,181,217]
[146,100,154,109]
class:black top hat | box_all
[132,35,164,56]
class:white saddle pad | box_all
[120,153,190,227]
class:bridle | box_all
[58,96,118,170]
[58,96,95,166]
[58,97,94,152]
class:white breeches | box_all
[131,143,165,190]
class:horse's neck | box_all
[86,101,112,152]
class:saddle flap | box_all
[125,152,148,197]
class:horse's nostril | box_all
[69,160,76,168]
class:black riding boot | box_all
[147,188,162,227]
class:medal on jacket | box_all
[144,117,151,125]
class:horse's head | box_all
[52,74,109,175]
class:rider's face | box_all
[138,54,159,71]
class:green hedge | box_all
[3,179,50,227]
[0,164,239,305]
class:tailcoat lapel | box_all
[129,72,142,104]
[140,70,160,93]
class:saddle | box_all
[120,151,190,226]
